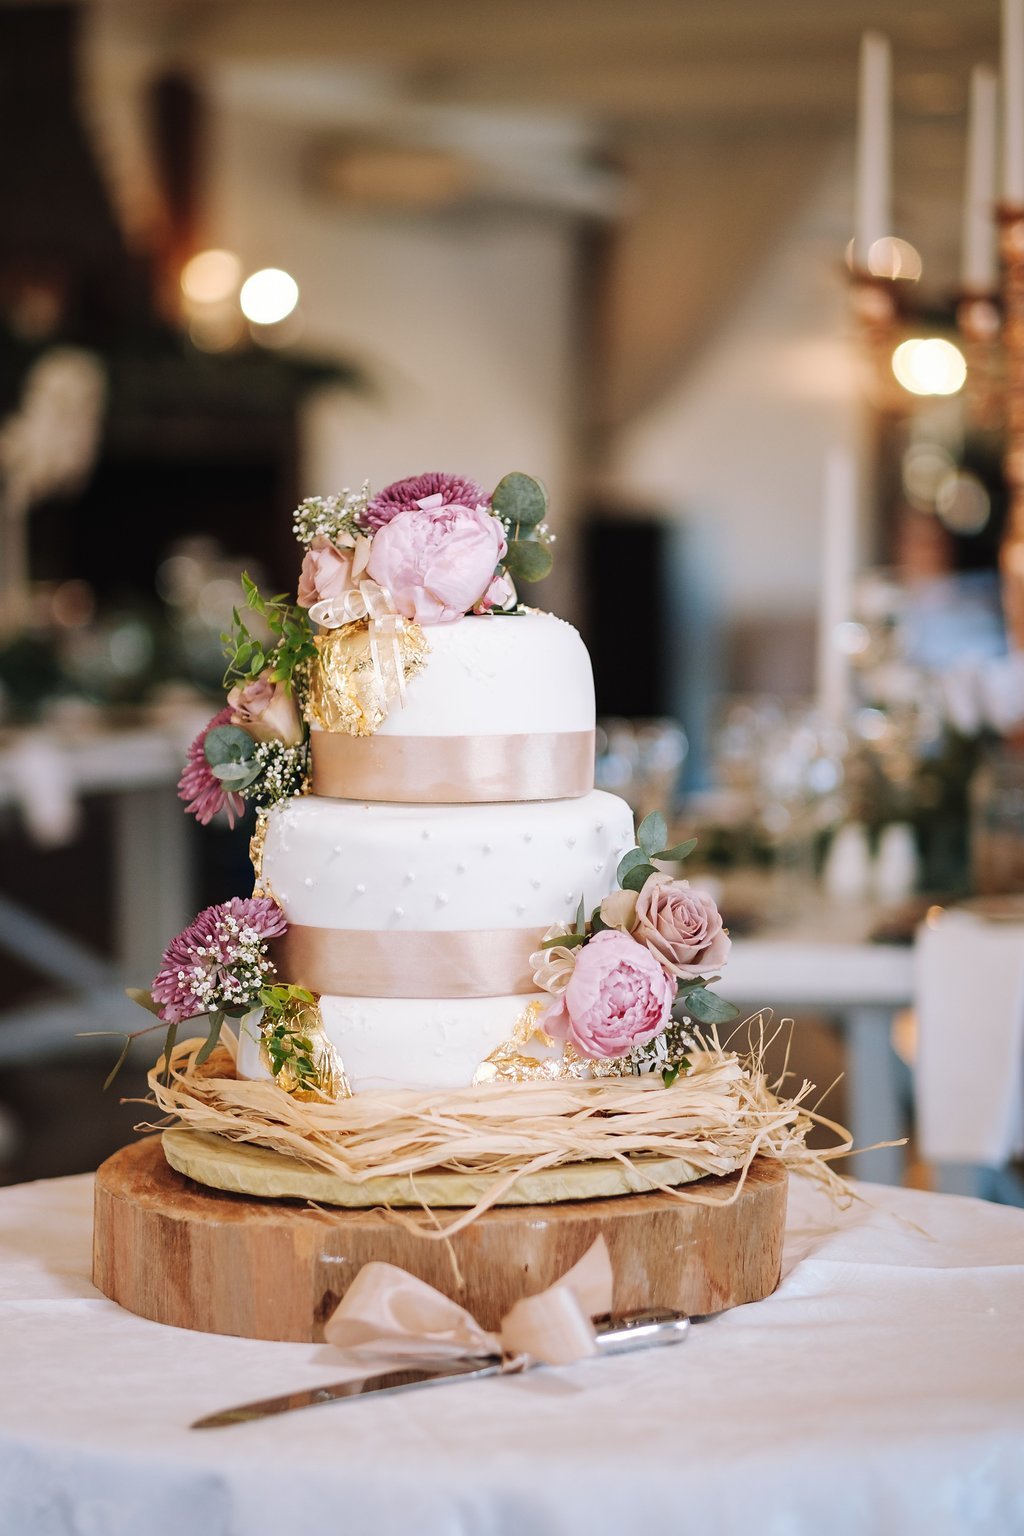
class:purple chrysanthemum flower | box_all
[178,707,246,828]
[151,896,288,1023]
[363,471,489,532]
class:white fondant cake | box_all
[319,611,594,739]
[239,609,637,1091]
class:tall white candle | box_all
[963,66,999,290]
[1003,0,1024,203]
[855,31,892,267]
[817,451,858,726]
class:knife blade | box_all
[191,1308,692,1428]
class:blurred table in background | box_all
[0,716,204,1064]
[722,875,915,1186]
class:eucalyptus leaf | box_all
[683,987,740,1025]
[204,724,257,768]
[654,838,698,863]
[621,861,657,893]
[590,907,608,934]
[491,471,548,529]
[194,1011,225,1066]
[616,846,647,884]
[125,987,163,1017]
[637,811,668,858]
[574,893,586,934]
[503,539,553,583]
[211,760,263,790]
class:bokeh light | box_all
[891,338,967,397]
[180,249,241,305]
[239,268,299,325]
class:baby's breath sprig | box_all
[292,484,371,547]
[248,739,310,809]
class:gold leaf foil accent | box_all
[306,618,429,737]
[259,999,351,1102]
[474,1001,631,1084]
[249,809,270,893]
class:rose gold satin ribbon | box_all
[310,728,595,803]
[273,925,535,997]
[324,1236,613,1366]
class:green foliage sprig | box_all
[491,471,555,585]
[221,572,317,695]
[84,983,317,1092]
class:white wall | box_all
[608,144,866,627]
[204,105,582,618]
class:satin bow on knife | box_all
[192,1238,693,1428]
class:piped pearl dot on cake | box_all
[355,883,366,895]
[333,845,343,855]
[531,878,541,889]
[594,862,604,873]
[456,862,467,873]
[515,903,526,915]
[566,836,576,848]
[393,906,404,918]
[596,823,604,833]
[523,833,533,843]
[404,871,416,884]
[303,877,314,888]
[436,892,449,906]
[565,891,574,903]
[483,843,492,854]
[421,829,431,840]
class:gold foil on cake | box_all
[474,1001,631,1084]
[306,618,429,737]
[259,999,351,1102]
[249,809,270,892]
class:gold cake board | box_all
[161,1128,709,1207]
[92,1135,789,1342]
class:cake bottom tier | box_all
[235,993,551,1092]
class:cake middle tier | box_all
[262,788,635,998]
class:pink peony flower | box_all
[178,708,246,827]
[366,499,507,625]
[364,472,489,532]
[633,873,731,981]
[541,929,674,1060]
[297,534,368,611]
[473,570,517,614]
[151,896,287,1023]
[227,672,304,746]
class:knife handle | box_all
[593,1308,691,1355]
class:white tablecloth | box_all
[1,1169,1022,1536]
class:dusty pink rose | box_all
[473,570,517,614]
[364,472,489,532]
[178,707,245,827]
[366,498,507,625]
[633,873,731,980]
[297,535,361,610]
[227,673,303,746]
[541,929,673,1060]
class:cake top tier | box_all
[183,468,585,822]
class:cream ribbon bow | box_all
[323,1236,614,1368]
[307,534,412,708]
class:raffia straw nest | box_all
[139,1018,855,1236]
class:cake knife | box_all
[191,1308,693,1427]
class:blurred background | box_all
[2,0,1022,1202]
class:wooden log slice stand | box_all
[93,1137,788,1342]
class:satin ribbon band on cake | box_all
[273,925,536,998]
[310,729,595,804]
[324,1236,613,1367]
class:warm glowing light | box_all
[891,338,967,396]
[868,236,923,280]
[239,268,299,325]
[936,470,991,534]
[180,249,241,305]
